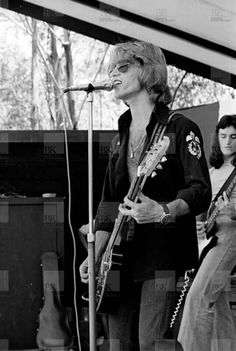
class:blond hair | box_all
[110,40,172,105]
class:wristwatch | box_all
[160,203,172,225]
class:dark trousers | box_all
[107,271,184,351]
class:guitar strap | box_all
[211,166,236,204]
[208,166,236,219]
[139,111,175,164]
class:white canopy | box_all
[3,0,236,87]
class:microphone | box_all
[63,80,113,93]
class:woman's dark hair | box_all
[209,114,236,168]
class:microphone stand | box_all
[63,84,107,351]
[86,90,97,351]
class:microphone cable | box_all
[60,92,82,351]
[30,32,82,348]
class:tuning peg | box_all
[151,171,157,178]
[161,156,167,162]
[156,164,163,170]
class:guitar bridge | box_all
[103,261,111,270]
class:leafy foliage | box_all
[0,7,235,130]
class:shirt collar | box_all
[118,103,170,135]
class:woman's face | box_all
[218,125,236,159]
[108,53,143,101]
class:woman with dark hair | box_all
[178,114,236,351]
[209,114,236,168]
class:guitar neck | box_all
[206,172,236,231]
[106,175,144,253]
[104,133,170,252]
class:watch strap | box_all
[161,203,170,215]
[160,203,172,224]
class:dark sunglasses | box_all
[108,62,130,77]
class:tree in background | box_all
[168,66,235,110]
[0,7,235,130]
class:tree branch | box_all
[8,14,73,128]
[76,42,110,127]
[170,71,188,110]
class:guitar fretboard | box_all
[105,175,144,253]
[103,122,169,257]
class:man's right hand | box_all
[79,255,101,284]
[79,230,110,284]
[79,257,89,284]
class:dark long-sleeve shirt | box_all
[95,103,212,281]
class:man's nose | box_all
[110,69,120,78]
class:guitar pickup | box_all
[111,252,123,266]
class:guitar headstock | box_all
[138,136,170,178]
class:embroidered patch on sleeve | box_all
[186,131,202,159]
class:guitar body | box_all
[96,246,123,313]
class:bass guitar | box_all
[95,136,170,313]
[197,169,236,269]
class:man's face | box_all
[108,57,143,101]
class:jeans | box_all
[178,214,236,351]
[107,271,184,351]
